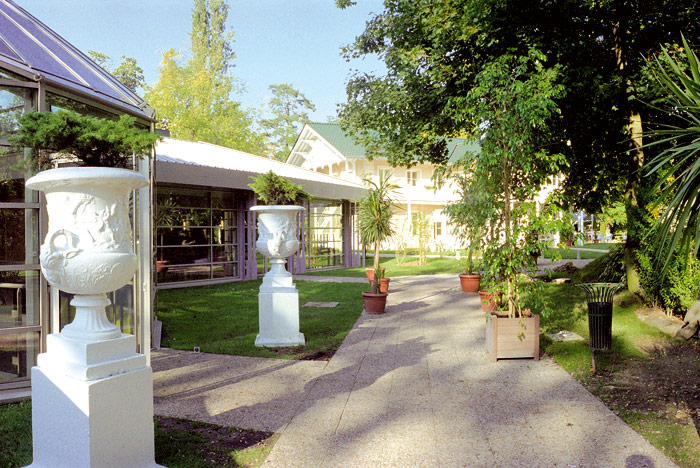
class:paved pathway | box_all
[152,273,678,468]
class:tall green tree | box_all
[338,0,700,293]
[87,50,145,93]
[463,50,566,317]
[260,84,316,160]
[144,0,264,154]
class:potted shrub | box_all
[16,110,163,468]
[458,257,481,294]
[357,173,397,314]
[444,170,488,294]
[248,171,310,270]
[460,50,568,360]
[248,171,309,346]
[14,110,159,335]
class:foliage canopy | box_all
[10,110,160,169]
[248,170,310,206]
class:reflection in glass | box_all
[0,208,38,265]
[213,263,237,278]
[0,270,39,327]
[157,264,211,283]
[305,200,344,269]
[0,331,39,382]
[58,284,133,334]
[46,92,116,120]
[0,86,32,137]
[155,185,239,283]
[0,147,38,203]
[158,246,210,265]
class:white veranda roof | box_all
[155,138,366,200]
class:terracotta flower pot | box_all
[459,274,480,293]
[362,291,388,314]
[479,290,502,312]
[156,259,170,273]
[366,267,386,284]
[370,277,391,293]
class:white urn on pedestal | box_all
[251,205,306,347]
[25,167,164,468]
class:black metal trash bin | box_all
[576,283,624,351]
[587,301,613,350]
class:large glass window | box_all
[156,185,239,284]
[0,86,33,137]
[304,199,343,269]
[0,76,40,388]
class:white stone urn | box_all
[26,166,148,341]
[25,166,164,468]
[250,205,304,283]
[250,205,306,347]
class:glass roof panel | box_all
[0,38,19,62]
[0,1,154,120]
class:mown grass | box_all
[551,247,607,260]
[156,279,367,359]
[0,400,32,468]
[301,256,462,277]
[0,402,275,468]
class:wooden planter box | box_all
[485,313,540,361]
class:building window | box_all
[434,222,442,237]
[379,168,392,180]
[406,170,419,186]
[155,186,239,284]
[305,200,344,269]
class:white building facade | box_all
[287,123,477,252]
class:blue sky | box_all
[14,0,386,122]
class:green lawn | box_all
[551,247,607,260]
[156,279,367,359]
[301,256,462,277]
[0,402,276,468]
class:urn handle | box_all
[46,229,81,259]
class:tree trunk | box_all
[623,109,644,295]
[614,18,644,294]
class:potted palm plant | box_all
[358,173,397,314]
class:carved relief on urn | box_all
[27,167,147,296]
[251,205,304,260]
[26,167,148,342]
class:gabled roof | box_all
[288,122,478,167]
[308,122,367,158]
[155,138,366,201]
[0,0,154,120]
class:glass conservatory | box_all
[0,0,155,401]
[154,138,365,289]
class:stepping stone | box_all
[547,330,584,342]
[303,302,339,308]
[552,278,571,284]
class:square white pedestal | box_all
[255,287,305,347]
[25,334,164,468]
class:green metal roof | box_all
[308,122,367,157]
[307,122,479,163]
